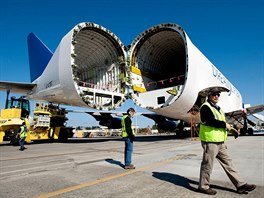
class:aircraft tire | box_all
[10,129,20,146]
[58,128,68,142]
[247,128,254,136]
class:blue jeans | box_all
[19,138,25,149]
[124,138,133,166]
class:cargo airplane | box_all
[0,22,263,133]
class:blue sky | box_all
[0,0,263,127]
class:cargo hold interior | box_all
[130,29,187,92]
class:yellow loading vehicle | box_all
[0,96,73,145]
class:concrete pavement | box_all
[0,134,263,198]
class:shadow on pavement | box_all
[152,172,237,193]
[105,158,124,168]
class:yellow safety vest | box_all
[199,102,227,142]
[19,126,28,138]
[121,115,135,138]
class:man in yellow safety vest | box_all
[198,88,256,195]
[19,122,28,151]
[121,108,136,169]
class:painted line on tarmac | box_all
[0,151,91,161]
[35,155,185,198]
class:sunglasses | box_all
[211,93,220,97]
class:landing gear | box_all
[240,110,254,136]
[247,128,254,136]
[240,127,254,136]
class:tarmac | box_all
[0,134,263,198]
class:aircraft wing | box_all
[67,109,177,130]
[67,110,178,133]
[225,104,264,124]
[251,113,264,122]
[245,104,264,115]
[0,81,36,94]
[141,113,178,131]
[86,111,116,121]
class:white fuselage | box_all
[27,23,242,122]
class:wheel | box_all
[10,128,20,146]
[247,128,254,136]
[58,128,68,142]
[239,128,246,136]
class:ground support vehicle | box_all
[0,96,73,145]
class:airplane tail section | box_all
[27,33,53,82]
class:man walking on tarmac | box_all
[121,108,136,169]
[19,122,28,151]
[198,87,256,195]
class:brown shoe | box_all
[124,165,135,170]
[237,184,256,194]
[198,188,217,195]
